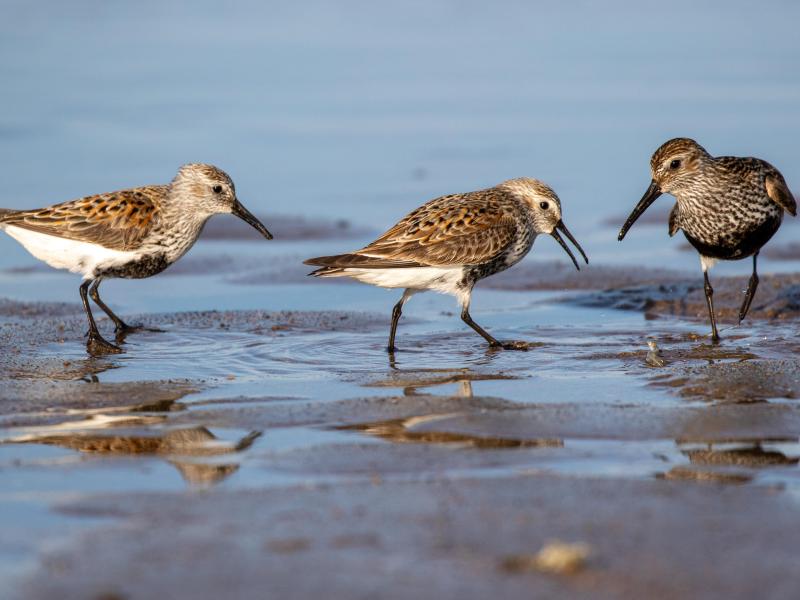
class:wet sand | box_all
[25,476,800,600]
[2,267,800,599]
[483,260,800,323]
[573,272,800,321]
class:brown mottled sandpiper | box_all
[0,164,272,354]
[305,178,588,352]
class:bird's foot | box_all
[502,340,532,351]
[488,340,531,351]
[87,332,123,355]
[114,322,163,335]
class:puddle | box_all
[338,416,563,448]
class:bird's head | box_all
[649,138,711,195]
[618,138,711,241]
[172,163,272,239]
[500,177,588,270]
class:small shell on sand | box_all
[502,540,591,575]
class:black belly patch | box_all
[683,217,781,261]
[96,253,170,279]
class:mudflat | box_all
[2,270,800,599]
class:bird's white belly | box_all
[699,255,719,272]
[344,266,465,295]
[2,225,139,279]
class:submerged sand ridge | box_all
[572,273,800,322]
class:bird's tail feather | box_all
[306,266,349,277]
[303,253,421,277]
[0,209,15,225]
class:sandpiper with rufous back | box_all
[0,164,272,354]
[305,177,588,353]
[618,138,796,342]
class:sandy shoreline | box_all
[2,272,800,599]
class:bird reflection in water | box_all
[662,439,799,484]
[9,400,261,486]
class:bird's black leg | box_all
[703,271,720,343]
[461,306,502,348]
[459,294,529,351]
[387,289,419,353]
[89,278,162,336]
[80,280,121,354]
[387,298,403,353]
[387,290,411,353]
[738,253,759,324]
[88,278,130,332]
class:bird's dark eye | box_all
[539,201,549,210]
[212,185,223,194]
[669,159,681,170]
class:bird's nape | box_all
[618,180,662,241]
[552,220,589,271]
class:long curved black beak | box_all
[551,220,589,271]
[618,180,662,241]
[232,200,273,240]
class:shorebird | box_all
[0,164,272,354]
[305,178,588,352]
[618,138,796,342]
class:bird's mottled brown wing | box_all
[668,203,680,237]
[764,171,797,216]
[1,186,165,251]
[355,189,519,266]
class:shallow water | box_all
[3,272,800,591]
[2,0,800,272]
[4,267,800,598]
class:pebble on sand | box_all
[501,540,591,575]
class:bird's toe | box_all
[116,323,163,335]
[87,333,123,355]
[500,340,531,351]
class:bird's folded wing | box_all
[356,192,519,266]
[765,171,797,216]
[1,186,165,251]
[668,203,680,237]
